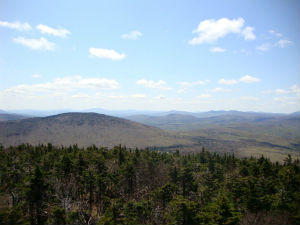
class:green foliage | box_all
[123,200,152,225]
[154,183,177,208]
[167,196,199,225]
[0,206,29,225]
[98,199,123,225]
[198,194,241,225]
[26,166,49,225]
[0,144,299,225]
[51,207,66,225]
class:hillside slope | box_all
[0,113,193,148]
[0,113,32,121]
[126,112,300,161]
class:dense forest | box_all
[0,144,299,225]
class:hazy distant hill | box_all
[5,108,294,118]
[125,112,299,130]
[0,112,193,148]
[0,113,32,121]
[126,113,199,129]
[1,110,299,161]
[126,112,300,161]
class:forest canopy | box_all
[0,144,299,225]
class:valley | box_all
[0,110,299,162]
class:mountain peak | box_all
[0,112,192,148]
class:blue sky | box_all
[0,0,299,113]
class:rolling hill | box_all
[0,113,32,121]
[0,110,299,161]
[125,112,300,161]
[0,112,193,149]
[125,111,297,130]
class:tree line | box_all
[0,143,299,225]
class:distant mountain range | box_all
[0,112,192,149]
[2,108,298,118]
[125,111,300,130]
[0,113,32,121]
[0,109,299,161]
[1,108,165,117]
[127,111,299,161]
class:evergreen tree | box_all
[26,166,48,225]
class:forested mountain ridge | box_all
[125,112,300,130]
[0,144,299,224]
[0,113,31,121]
[125,112,300,161]
[0,112,193,148]
[0,111,299,161]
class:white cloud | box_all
[73,77,120,89]
[219,76,259,85]
[275,89,290,94]
[256,43,272,51]
[210,47,226,53]
[178,81,206,87]
[89,48,126,60]
[0,20,32,31]
[261,90,273,94]
[242,26,256,40]
[72,93,90,98]
[218,78,238,85]
[239,75,260,83]
[131,94,146,98]
[268,30,282,37]
[136,79,171,90]
[262,86,299,98]
[276,39,292,48]
[197,94,212,98]
[240,96,258,101]
[4,75,120,94]
[274,96,298,103]
[121,30,142,40]
[177,80,208,93]
[156,94,165,99]
[108,94,127,99]
[177,89,185,94]
[36,24,71,38]
[211,87,232,92]
[189,17,255,45]
[13,37,55,51]
[290,85,300,98]
[257,39,292,52]
[291,85,299,92]
[31,74,41,79]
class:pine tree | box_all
[26,166,48,225]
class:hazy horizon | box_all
[1,107,299,115]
